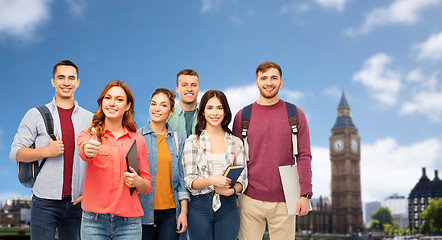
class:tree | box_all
[369,219,381,230]
[384,224,394,236]
[371,206,394,228]
[421,198,442,235]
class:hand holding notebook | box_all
[223,165,244,187]
[126,140,139,195]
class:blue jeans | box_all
[30,195,82,240]
[188,193,239,240]
[142,208,178,240]
[81,211,142,240]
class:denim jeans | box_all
[188,193,239,240]
[81,211,142,240]
[30,195,82,240]
[142,208,179,240]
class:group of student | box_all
[10,60,313,240]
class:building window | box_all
[421,198,425,204]
[421,205,426,211]
[414,213,418,219]
[414,205,418,212]
[414,198,417,204]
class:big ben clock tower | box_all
[330,91,363,234]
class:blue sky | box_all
[1,0,442,207]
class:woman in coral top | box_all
[138,88,190,240]
[78,80,151,239]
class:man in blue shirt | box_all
[166,69,199,240]
[167,69,200,139]
[10,60,92,240]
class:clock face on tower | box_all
[351,139,359,152]
[333,139,344,152]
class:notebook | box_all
[126,140,139,195]
[223,165,245,187]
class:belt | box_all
[62,195,72,201]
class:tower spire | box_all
[338,91,350,109]
[332,91,356,130]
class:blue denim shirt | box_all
[10,98,92,201]
[137,123,190,225]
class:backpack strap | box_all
[285,102,299,160]
[36,106,57,141]
[35,105,56,171]
[240,102,299,162]
[240,104,253,160]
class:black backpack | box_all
[240,101,299,160]
[17,105,57,188]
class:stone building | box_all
[408,168,441,232]
[0,196,32,227]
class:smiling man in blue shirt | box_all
[10,60,92,240]
[167,69,200,140]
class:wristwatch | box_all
[301,193,313,199]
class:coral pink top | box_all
[78,128,151,217]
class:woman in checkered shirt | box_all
[182,90,248,240]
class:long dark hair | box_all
[88,80,136,141]
[195,90,232,138]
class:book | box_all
[126,140,139,195]
[223,165,245,187]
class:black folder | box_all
[126,140,139,195]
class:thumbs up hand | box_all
[84,128,101,158]
[91,127,98,141]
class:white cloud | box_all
[407,68,425,82]
[228,15,243,26]
[401,73,442,122]
[201,0,223,13]
[353,53,402,106]
[224,85,258,116]
[360,138,441,202]
[401,70,442,122]
[279,2,310,16]
[345,0,441,35]
[415,32,442,61]
[65,0,87,16]
[324,86,342,98]
[0,0,52,40]
[401,91,442,122]
[280,88,305,103]
[311,146,331,198]
[312,137,442,203]
[315,0,348,12]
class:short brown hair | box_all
[176,69,199,86]
[151,88,176,111]
[53,60,78,78]
[255,61,282,78]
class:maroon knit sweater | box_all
[233,100,312,202]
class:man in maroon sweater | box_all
[232,61,313,240]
